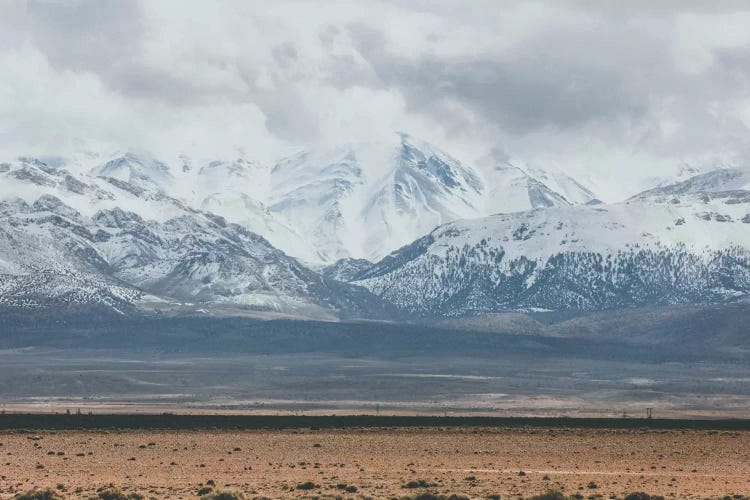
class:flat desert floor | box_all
[1,427,749,499]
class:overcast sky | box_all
[2,0,750,198]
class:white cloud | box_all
[1,0,750,200]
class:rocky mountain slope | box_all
[0,191,392,318]
[2,136,749,318]
[0,134,600,266]
[348,172,750,316]
[268,133,487,262]
[269,133,600,262]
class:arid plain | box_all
[1,427,749,499]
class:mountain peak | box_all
[631,167,750,201]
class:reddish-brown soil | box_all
[1,427,749,499]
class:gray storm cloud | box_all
[2,0,750,199]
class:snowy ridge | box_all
[0,133,600,266]
[269,133,487,262]
[522,163,599,205]
[358,133,485,260]
[631,167,750,200]
[267,133,600,262]
[3,133,749,318]
[482,164,570,214]
[352,188,750,315]
[0,193,392,318]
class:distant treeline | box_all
[1,413,750,431]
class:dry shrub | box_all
[401,495,469,500]
[528,493,567,500]
[90,487,143,500]
[199,490,246,500]
[15,489,66,500]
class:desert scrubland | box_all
[1,427,749,499]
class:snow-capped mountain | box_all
[631,167,750,200]
[482,164,571,214]
[193,157,320,263]
[0,133,600,266]
[17,134,750,319]
[269,148,365,263]
[0,192,393,318]
[482,160,600,212]
[348,175,750,316]
[267,133,600,263]
[269,133,487,262]
[521,163,600,205]
[94,152,173,193]
[359,134,485,260]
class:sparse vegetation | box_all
[198,491,245,500]
[2,425,745,500]
[334,483,358,493]
[623,495,665,500]
[403,479,437,489]
[14,489,65,500]
[400,495,469,500]
[90,487,143,500]
[528,492,567,500]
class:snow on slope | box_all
[357,133,485,261]
[2,143,749,317]
[0,193,392,318]
[640,163,705,192]
[482,164,570,214]
[1,134,600,266]
[0,152,324,263]
[352,182,750,316]
[0,270,142,314]
[518,162,599,205]
[94,152,172,192]
[631,167,750,199]
[194,157,319,263]
[270,147,365,262]
[269,132,595,263]
[476,151,600,207]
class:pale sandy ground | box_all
[1,427,749,499]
